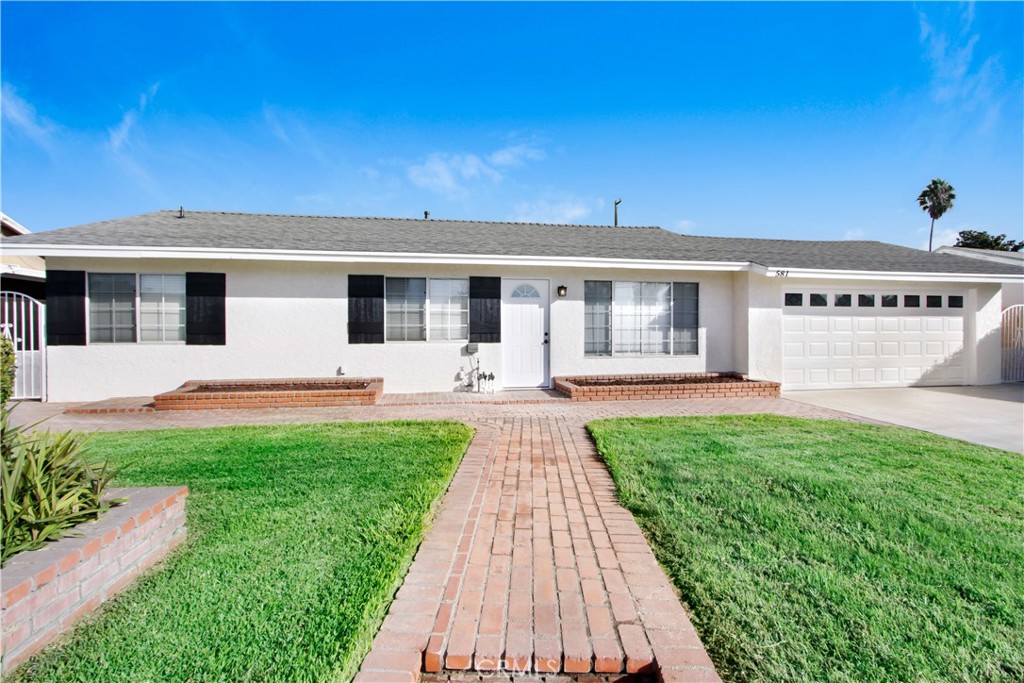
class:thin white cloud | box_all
[407,152,500,199]
[917,3,1005,132]
[406,143,545,199]
[109,81,159,153]
[263,105,292,146]
[261,105,332,167]
[843,228,866,240]
[1,82,58,152]
[488,143,545,168]
[675,219,697,232]
[295,192,332,205]
[511,196,601,224]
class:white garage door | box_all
[783,290,966,390]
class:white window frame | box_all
[584,280,700,358]
[86,273,187,345]
[385,276,470,343]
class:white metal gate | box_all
[0,292,46,400]
[1003,305,1024,383]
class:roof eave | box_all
[762,265,1022,283]
[1,243,748,272]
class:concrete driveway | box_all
[785,384,1024,453]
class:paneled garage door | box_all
[783,290,966,390]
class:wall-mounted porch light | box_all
[557,285,568,298]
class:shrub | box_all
[1,406,120,565]
[0,335,14,406]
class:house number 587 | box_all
[773,271,790,277]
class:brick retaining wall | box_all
[0,486,188,674]
[153,377,384,410]
[553,373,780,401]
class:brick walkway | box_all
[8,396,863,682]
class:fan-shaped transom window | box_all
[511,284,540,299]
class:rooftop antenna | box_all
[424,210,430,220]
[614,198,622,227]
[177,206,185,219]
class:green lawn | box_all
[588,414,1023,683]
[9,421,473,683]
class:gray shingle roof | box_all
[670,235,1023,275]
[5,210,1021,276]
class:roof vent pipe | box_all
[424,210,430,220]
[178,206,185,219]
[614,198,622,227]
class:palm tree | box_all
[917,179,956,252]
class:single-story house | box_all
[3,210,1021,403]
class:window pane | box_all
[948,295,964,309]
[809,293,827,307]
[89,273,136,343]
[386,277,427,341]
[428,279,469,341]
[584,281,612,356]
[137,275,186,343]
[641,282,671,355]
[881,295,898,308]
[784,293,803,306]
[927,295,942,308]
[858,294,875,307]
[904,295,920,308]
[834,294,851,307]
[611,282,671,356]
[613,282,642,354]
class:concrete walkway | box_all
[785,384,1024,453]
[8,396,859,682]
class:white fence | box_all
[0,292,46,400]
[1003,305,1024,383]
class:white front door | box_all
[502,279,549,388]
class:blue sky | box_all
[2,2,1022,249]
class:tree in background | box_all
[953,229,1023,252]
[917,179,956,252]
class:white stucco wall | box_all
[968,283,1002,385]
[1002,282,1024,309]
[44,258,738,401]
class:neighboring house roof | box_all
[935,246,1024,268]
[1,212,46,280]
[4,209,1022,278]
[672,235,1023,275]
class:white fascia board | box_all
[5,244,748,272]
[1,264,46,280]
[762,266,1022,284]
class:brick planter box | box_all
[153,377,384,410]
[0,486,188,674]
[552,372,780,401]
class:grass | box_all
[587,414,1023,683]
[9,420,473,683]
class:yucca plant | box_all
[1,405,120,565]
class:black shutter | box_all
[469,276,501,343]
[46,270,86,346]
[348,275,385,344]
[186,272,226,345]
